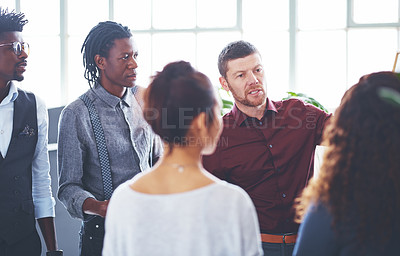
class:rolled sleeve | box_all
[32,96,56,218]
[34,196,56,219]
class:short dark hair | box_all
[0,8,28,38]
[144,61,217,152]
[81,21,132,87]
[218,40,259,78]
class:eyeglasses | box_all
[0,42,30,56]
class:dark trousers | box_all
[0,229,41,256]
[79,216,105,256]
[262,242,295,256]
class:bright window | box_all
[5,0,400,111]
[353,0,398,24]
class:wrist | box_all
[46,250,63,256]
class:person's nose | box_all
[19,48,28,59]
[248,71,259,85]
[128,56,138,69]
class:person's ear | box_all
[94,54,106,70]
[191,112,207,137]
[219,76,230,92]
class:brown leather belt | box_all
[261,233,297,244]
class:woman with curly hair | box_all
[293,71,400,256]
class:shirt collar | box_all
[92,82,134,108]
[230,98,278,125]
[0,82,19,106]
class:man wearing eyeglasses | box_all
[0,8,62,256]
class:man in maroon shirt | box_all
[203,40,331,256]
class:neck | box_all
[106,86,126,99]
[158,144,203,171]
[236,100,267,120]
[99,79,127,98]
[0,81,11,104]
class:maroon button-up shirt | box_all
[203,98,331,233]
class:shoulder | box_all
[109,179,138,207]
[16,87,34,97]
[134,85,146,97]
[15,88,36,104]
[62,95,88,115]
[111,180,134,199]
[276,98,330,122]
[278,98,312,109]
[212,179,254,205]
[294,202,338,256]
[299,201,335,238]
[132,85,146,107]
[305,202,332,219]
[59,95,91,128]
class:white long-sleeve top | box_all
[103,176,263,256]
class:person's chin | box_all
[248,96,266,107]
[14,75,24,82]
[123,83,136,88]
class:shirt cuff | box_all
[34,196,56,219]
[72,192,96,220]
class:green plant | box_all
[378,87,400,108]
[217,88,234,115]
[283,92,329,113]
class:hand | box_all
[82,198,110,218]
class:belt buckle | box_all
[282,232,295,244]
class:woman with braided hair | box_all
[293,71,400,256]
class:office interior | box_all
[2,0,399,255]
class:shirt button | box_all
[269,144,273,148]
[89,237,93,240]
[258,121,262,125]
[282,193,286,198]
[0,130,4,134]
[95,225,99,228]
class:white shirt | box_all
[0,82,55,219]
[103,176,263,256]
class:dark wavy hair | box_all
[295,71,400,252]
[0,8,28,37]
[144,61,217,153]
[81,21,132,87]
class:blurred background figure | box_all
[293,71,400,256]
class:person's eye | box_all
[256,67,263,73]
[122,54,129,60]
[237,74,243,78]
[133,53,138,59]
